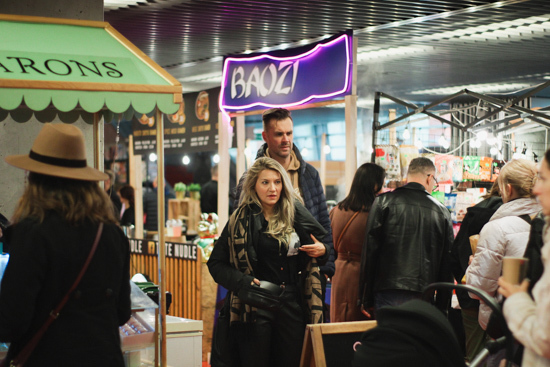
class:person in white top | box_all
[466,159,541,329]
[499,150,550,367]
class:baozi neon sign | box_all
[219,32,352,114]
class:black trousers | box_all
[236,292,306,367]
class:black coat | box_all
[360,183,454,311]
[0,213,131,367]
[233,144,335,277]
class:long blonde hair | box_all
[240,157,296,245]
[12,172,118,225]
[497,159,537,201]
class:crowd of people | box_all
[1,110,549,367]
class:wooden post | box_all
[129,134,144,239]
[344,35,358,195]
[93,112,104,187]
[236,113,246,181]
[155,108,167,367]
[218,111,232,230]
[320,133,327,192]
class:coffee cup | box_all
[502,257,529,285]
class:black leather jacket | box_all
[359,182,453,311]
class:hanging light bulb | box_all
[403,127,410,140]
[182,155,190,165]
[302,147,309,156]
[486,134,497,146]
[477,130,488,141]
[212,154,220,164]
[414,138,423,149]
[323,145,331,155]
[149,153,157,162]
[490,147,499,155]
[438,134,448,148]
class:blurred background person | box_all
[201,164,218,214]
[207,157,328,367]
[0,123,130,366]
[330,163,385,322]
[143,176,175,232]
[466,159,540,367]
[104,169,122,221]
[119,184,135,227]
[450,181,502,363]
[498,149,550,367]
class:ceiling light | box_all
[323,145,331,155]
[402,128,410,140]
[149,153,157,162]
[182,155,190,165]
[104,0,143,10]
[476,130,488,141]
[212,154,220,164]
[486,134,497,146]
[411,82,530,96]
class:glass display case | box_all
[121,281,158,367]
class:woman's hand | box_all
[498,277,529,298]
[251,278,260,286]
[299,234,326,258]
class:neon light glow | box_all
[219,33,352,120]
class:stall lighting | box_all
[486,134,497,146]
[402,128,410,140]
[212,154,220,164]
[414,138,423,149]
[470,139,481,149]
[490,147,499,156]
[149,153,157,162]
[323,145,331,155]
[302,147,309,156]
[438,134,450,149]
[182,155,190,165]
[477,130,488,141]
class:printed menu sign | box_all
[133,87,222,154]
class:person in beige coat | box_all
[499,149,550,367]
[330,163,385,322]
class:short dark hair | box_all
[545,148,550,168]
[339,163,386,212]
[262,108,292,132]
[407,157,435,176]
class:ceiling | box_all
[104,0,550,108]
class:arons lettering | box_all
[0,57,123,78]
[231,60,299,99]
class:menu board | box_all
[375,145,401,181]
[133,87,223,154]
[434,155,455,185]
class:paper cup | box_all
[502,257,529,285]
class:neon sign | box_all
[219,32,352,115]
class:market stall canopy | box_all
[0,14,182,115]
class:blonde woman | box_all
[0,123,130,366]
[207,157,328,367]
[499,148,550,367]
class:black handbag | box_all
[237,280,285,311]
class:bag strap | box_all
[11,223,104,366]
[335,211,359,251]
[518,214,533,225]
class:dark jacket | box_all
[234,143,335,277]
[0,213,131,367]
[360,182,454,311]
[208,202,329,294]
[449,196,502,309]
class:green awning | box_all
[0,14,182,114]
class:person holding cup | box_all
[498,149,550,366]
[466,159,540,330]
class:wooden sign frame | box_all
[300,320,377,367]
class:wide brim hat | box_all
[5,123,108,181]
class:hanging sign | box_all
[220,31,353,112]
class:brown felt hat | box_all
[5,123,108,181]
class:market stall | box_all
[0,13,182,366]
[370,82,550,225]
